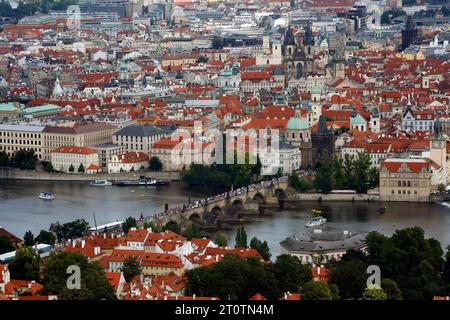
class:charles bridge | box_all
[147,177,289,230]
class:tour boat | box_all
[311,209,322,215]
[116,177,170,186]
[90,180,112,186]
[39,192,54,200]
[379,207,386,214]
[305,216,327,228]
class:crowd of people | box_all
[149,176,289,220]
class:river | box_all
[1,180,450,257]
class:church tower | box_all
[285,107,312,168]
[430,119,447,185]
[370,108,381,133]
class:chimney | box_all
[193,294,196,300]
[81,240,86,249]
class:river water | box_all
[1,180,450,257]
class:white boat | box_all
[306,216,327,228]
[90,180,112,186]
[39,192,54,200]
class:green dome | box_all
[286,110,310,131]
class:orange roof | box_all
[105,272,122,292]
[140,252,184,269]
[52,146,97,155]
[250,293,267,300]
[381,159,430,173]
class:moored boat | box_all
[306,216,327,228]
[39,192,54,200]
[90,179,112,186]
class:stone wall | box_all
[287,192,380,202]
[0,167,180,181]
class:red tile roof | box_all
[52,146,97,155]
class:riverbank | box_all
[0,167,180,181]
[286,192,380,202]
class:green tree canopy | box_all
[186,255,280,300]
[183,223,201,240]
[381,279,403,300]
[8,246,40,281]
[78,163,85,173]
[314,161,333,193]
[35,230,56,245]
[362,288,388,300]
[122,217,137,234]
[302,280,333,300]
[121,256,142,282]
[329,256,368,299]
[0,151,9,166]
[23,230,34,247]
[41,252,116,300]
[148,156,163,171]
[214,233,228,247]
[249,237,271,261]
[289,173,313,192]
[0,235,14,254]
[273,254,312,294]
[235,226,248,248]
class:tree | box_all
[23,230,34,247]
[143,221,159,233]
[148,156,163,171]
[353,152,372,193]
[35,230,56,245]
[41,252,116,300]
[196,56,208,63]
[68,164,75,172]
[273,254,312,293]
[290,173,313,192]
[121,256,142,282]
[122,217,137,234]
[302,281,332,300]
[362,288,388,300]
[438,183,446,192]
[444,245,450,286]
[78,163,85,173]
[186,255,280,300]
[314,161,333,193]
[235,226,248,248]
[0,151,9,166]
[10,150,37,170]
[329,258,368,299]
[0,236,14,254]
[183,223,201,240]
[8,247,40,281]
[365,227,444,300]
[214,233,228,247]
[250,237,271,261]
[381,279,403,300]
[42,161,55,173]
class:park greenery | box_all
[290,153,379,194]
[40,251,116,300]
[180,150,262,192]
[0,150,37,170]
[186,227,450,300]
[49,219,90,242]
[8,246,40,282]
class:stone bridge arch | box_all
[203,206,224,225]
[253,192,266,204]
[188,213,202,224]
